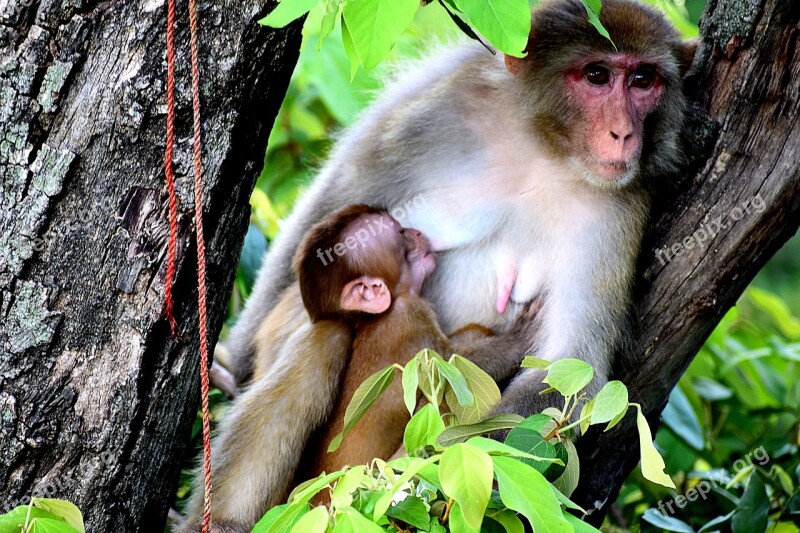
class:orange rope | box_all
[163,0,178,335]
[164,0,213,530]
[187,0,214,529]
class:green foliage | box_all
[611,286,800,532]
[0,499,85,533]
[259,351,675,531]
[259,0,623,76]
[640,0,702,37]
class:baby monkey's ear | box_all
[340,276,392,314]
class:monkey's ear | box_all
[340,276,392,314]
[678,39,699,76]
[504,55,528,76]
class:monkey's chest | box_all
[424,214,627,334]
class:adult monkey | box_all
[230,0,695,389]
[197,0,696,527]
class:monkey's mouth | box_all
[599,161,631,175]
[587,159,639,186]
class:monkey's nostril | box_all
[610,131,634,143]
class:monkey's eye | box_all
[584,65,610,85]
[630,68,656,89]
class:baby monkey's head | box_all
[293,204,435,323]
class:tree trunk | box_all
[0,0,301,529]
[574,0,800,520]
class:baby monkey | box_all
[182,205,527,532]
[293,204,497,484]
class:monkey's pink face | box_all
[566,55,664,185]
[354,213,435,295]
[393,217,436,295]
[400,227,436,288]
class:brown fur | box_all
[297,296,459,486]
[293,207,513,488]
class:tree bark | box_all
[0,0,301,530]
[574,0,800,520]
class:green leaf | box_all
[402,358,420,416]
[259,0,321,28]
[329,365,396,452]
[504,425,565,480]
[563,513,602,533]
[520,356,550,370]
[0,506,63,531]
[32,500,85,533]
[552,437,580,498]
[331,466,367,509]
[434,358,474,407]
[404,403,446,455]
[578,0,614,46]
[350,490,384,517]
[289,471,346,503]
[697,512,734,533]
[579,399,594,434]
[436,414,524,446]
[748,287,800,338]
[373,456,440,521]
[290,505,329,533]
[332,507,384,533]
[448,502,481,533]
[641,509,695,533]
[551,483,586,514]
[440,444,493,530]
[446,355,500,424]
[467,436,562,464]
[771,465,795,494]
[591,381,628,425]
[23,518,83,533]
[339,19,362,81]
[661,386,704,451]
[238,223,269,291]
[693,377,734,401]
[516,413,553,433]
[728,464,753,488]
[492,456,572,532]
[415,463,443,491]
[252,503,307,532]
[451,0,531,57]
[604,403,627,431]
[544,359,594,396]
[317,0,341,49]
[487,509,525,533]
[731,474,769,533]
[0,501,84,533]
[634,405,676,489]
[387,496,430,530]
[342,0,419,71]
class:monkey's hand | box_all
[449,322,494,343]
[452,303,540,384]
[210,361,240,399]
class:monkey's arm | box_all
[449,297,545,383]
[181,321,352,532]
